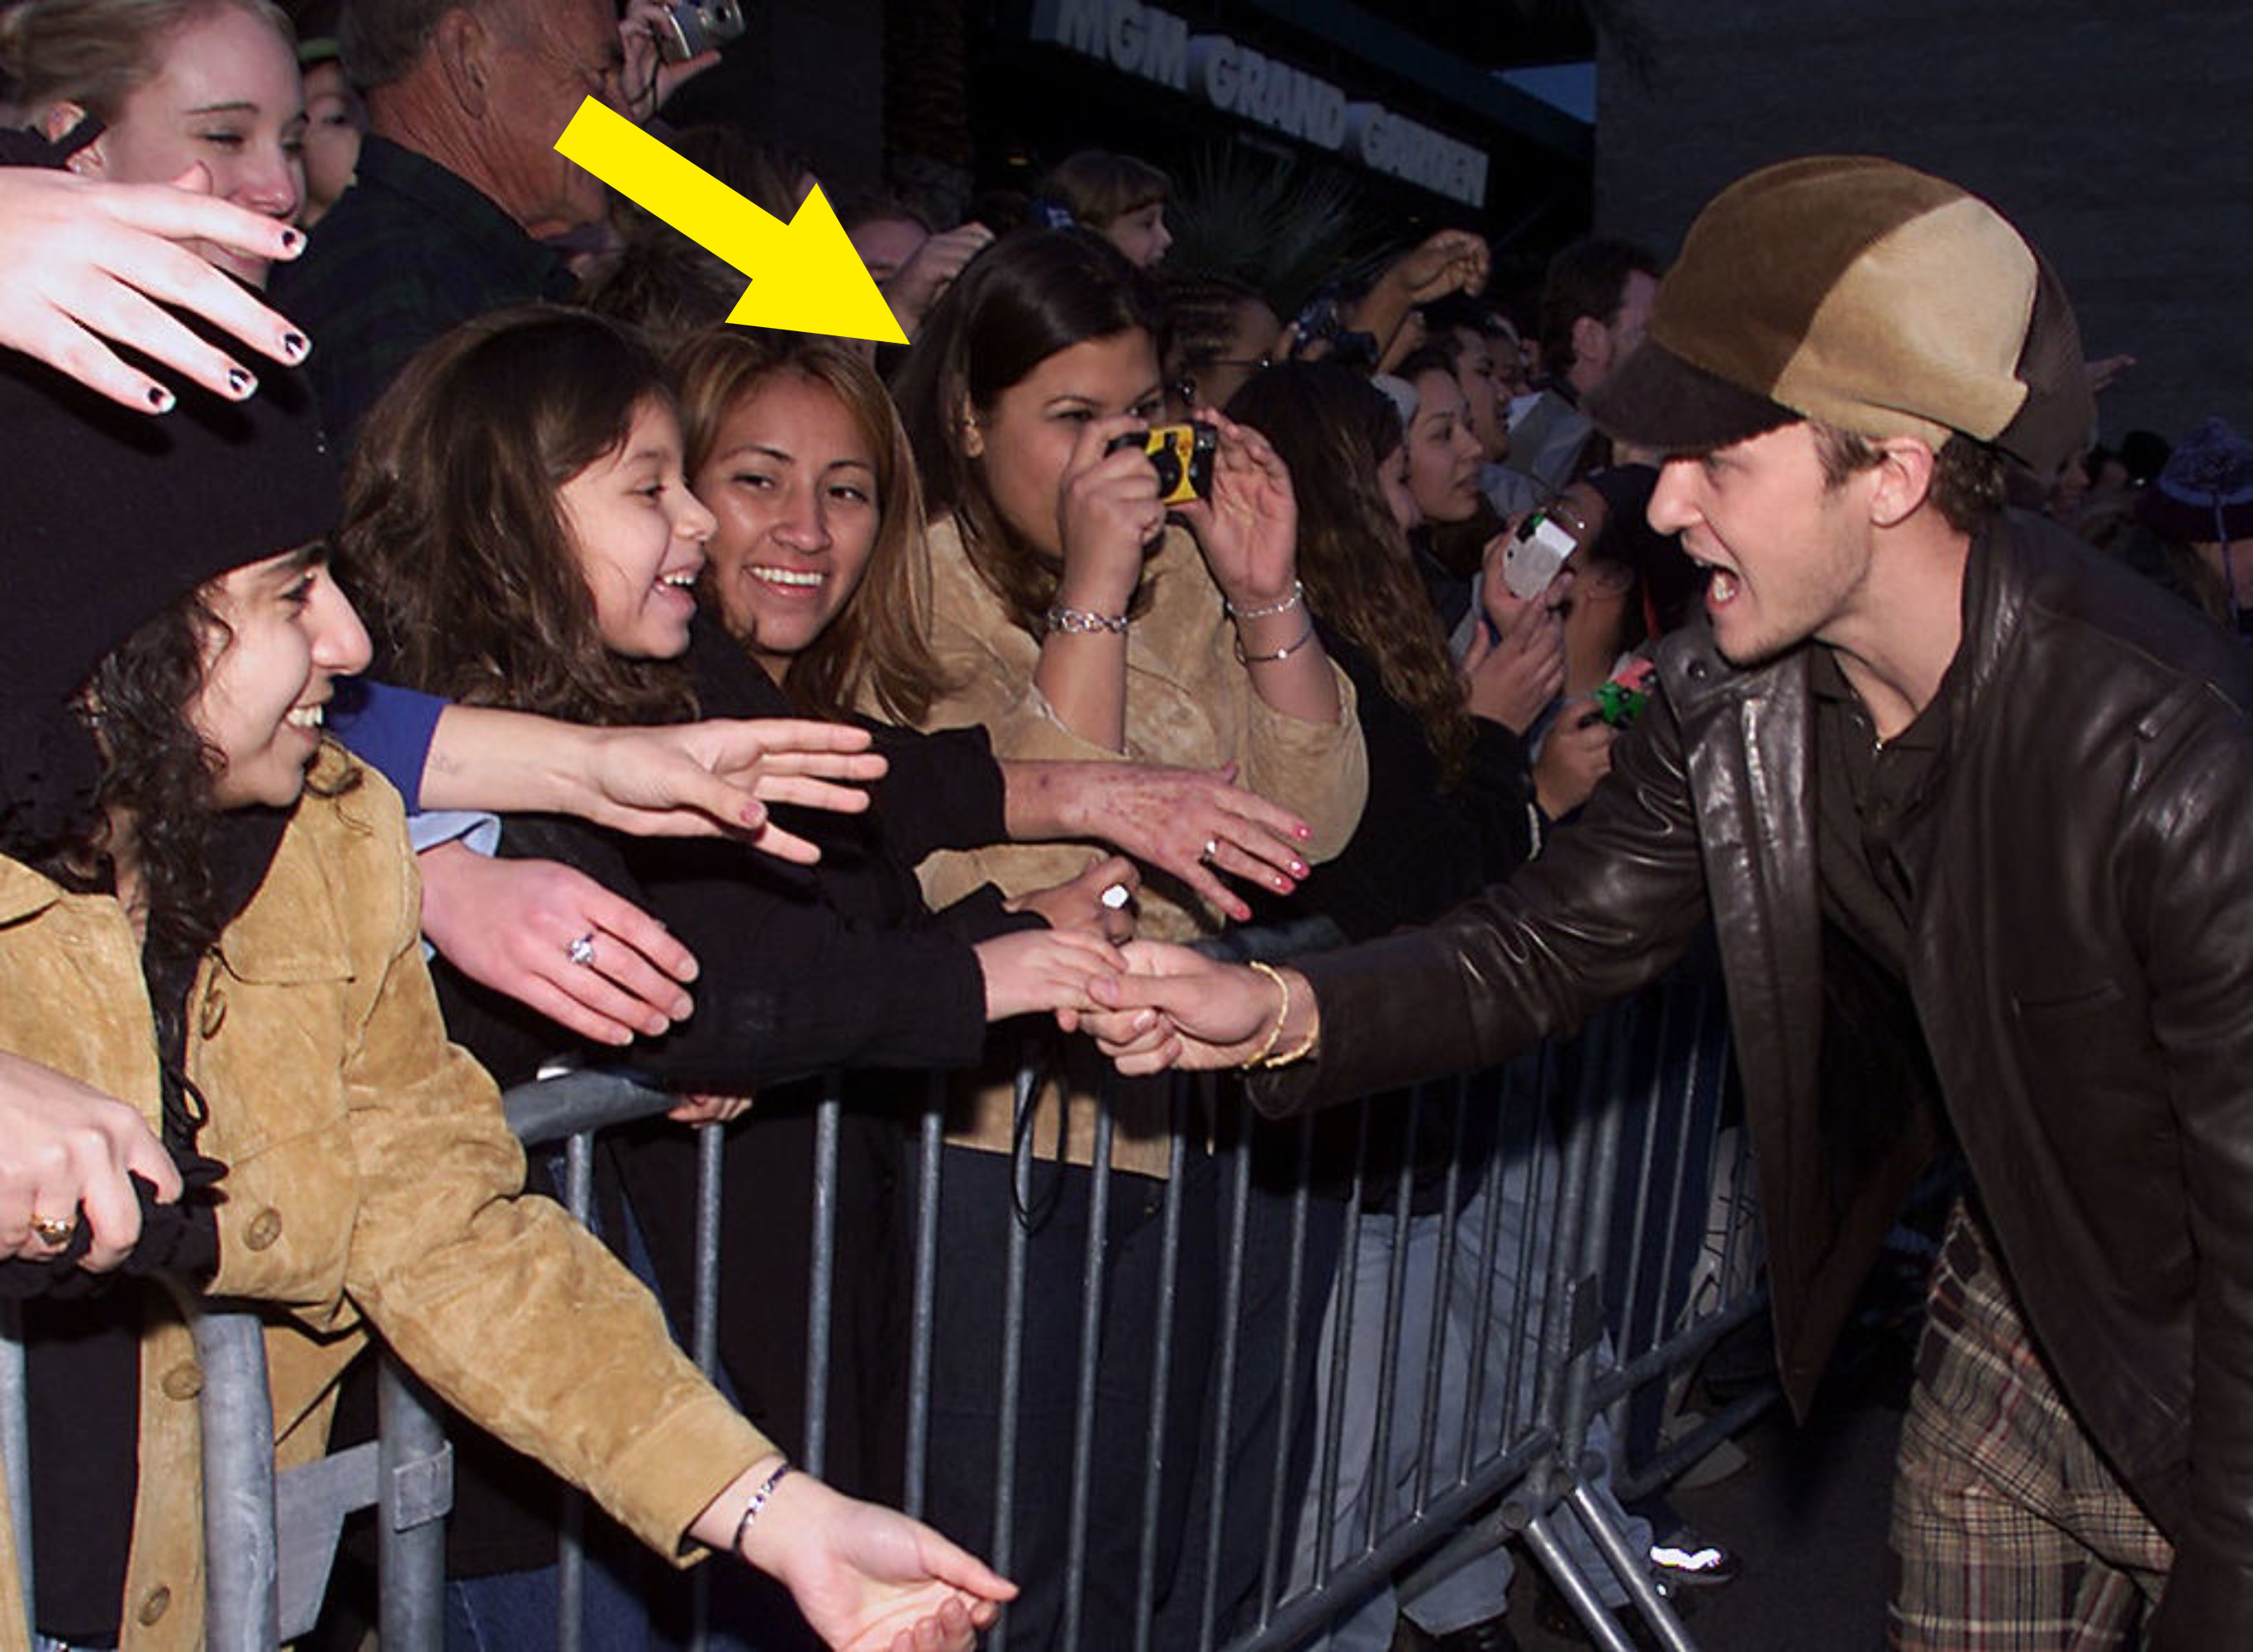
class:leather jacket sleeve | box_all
[1252,672,1714,1117]
[2127,691,2253,1648]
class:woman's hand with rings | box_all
[0,1050,182,1271]
[1069,761,1312,923]
[417,845,699,1047]
[1054,413,1168,614]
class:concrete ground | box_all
[1507,1338,1911,1652]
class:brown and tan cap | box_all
[1588,155,2094,472]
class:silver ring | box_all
[30,1213,76,1247]
[1202,837,1220,862]
[566,932,598,969]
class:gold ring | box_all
[30,1213,76,1247]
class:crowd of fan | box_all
[1,2,2246,1652]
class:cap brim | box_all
[1586,339,1799,456]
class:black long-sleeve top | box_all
[432,620,1037,1092]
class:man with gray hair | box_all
[1082,155,2253,1650]
[271,0,621,443]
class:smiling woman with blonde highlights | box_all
[5,0,307,287]
[671,329,946,725]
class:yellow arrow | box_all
[555,98,907,345]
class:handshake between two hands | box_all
[1057,941,1301,1076]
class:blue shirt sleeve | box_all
[329,677,448,812]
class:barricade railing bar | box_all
[0,947,1766,1652]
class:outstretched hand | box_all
[728,1468,1015,1652]
[575,719,887,859]
[417,847,697,1047]
[1383,227,1492,305]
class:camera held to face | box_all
[1108,423,1218,506]
[657,0,747,62]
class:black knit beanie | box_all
[0,337,341,853]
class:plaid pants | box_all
[1888,1202,2175,1650]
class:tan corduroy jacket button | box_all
[243,1208,283,1251]
[161,1361,204,1401]
[138,1585,173,1626]
[199,984,227,1038]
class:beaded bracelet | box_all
[1224,579,1304,622]
[1045,605,1130,635]
[1234,621,1318,666]
[731,1460,792,1555]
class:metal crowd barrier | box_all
[0,951,1766,1652]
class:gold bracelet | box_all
[1262,1016,1319,1068]
[1243,960,1291,1066]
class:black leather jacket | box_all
[1257,511,2253,1647]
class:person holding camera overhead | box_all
[886,226,1367,1647]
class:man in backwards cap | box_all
[1082,155,2253,1650]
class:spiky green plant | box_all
[1167,145,1395,316]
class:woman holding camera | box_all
[887,227,1365,1647]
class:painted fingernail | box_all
[147,385,175,412]
[1290,861,1309,877]
[1295,824,1313,840]
[226,365,256,397]
[280,330,308,360]
[278,227,303,254]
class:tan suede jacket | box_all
[0,747,772,1651]
[906,515,1368,1176]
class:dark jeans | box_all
[922,1142,1219,1651]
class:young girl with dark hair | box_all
[0,339,1009,1651]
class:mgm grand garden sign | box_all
[1029,0,1492,210]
